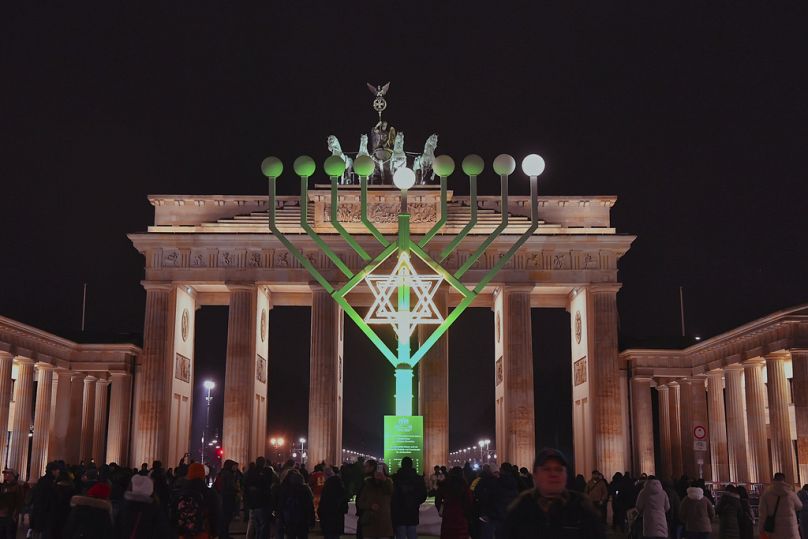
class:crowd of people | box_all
[3,447,808,539]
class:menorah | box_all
[260,152,545,418]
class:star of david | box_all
[364,252,444,339]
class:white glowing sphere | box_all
[203,380,215,390]
[521,154,546,177]
[393,167,416,190]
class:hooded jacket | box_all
[758,481,802,539]
[63,495,114,538]
[716,491,741,539]
[679,487,714,533]
[636,479,670,538]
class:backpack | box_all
[174,488,206,536]
[282,492,304,526]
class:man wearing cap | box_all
[503,448,605,539]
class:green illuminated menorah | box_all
[260,152,545,416]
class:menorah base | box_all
[383,415,424,475]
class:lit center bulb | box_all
[393,167,416,191]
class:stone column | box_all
[79,375,97,463]
[791,349,808,483]
[724,365,751,482]
[0,352,14,465]
[690,376,712,480]
[679,378,697,478]
[707,370,730,482]
[766,352,797,483]
[308,287,343,467]
[65,373,85,465]
[418,289,448,474]
[630,377,654,475]
[29,363,53,479]
[106,372,132,466]
[223,285,257,467]
[9,359,34,479]
[657,384,672,479]
[47,370,72,463]
[92,378,109,464]
[494,287,535,468]
[589,285,625,476]
[744,359,770,483]
[669,381,684,479]
[133,283,175,466]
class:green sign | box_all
[384,415,424,475]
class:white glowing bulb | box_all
[204,380,215,390]
[393,167,416,190]
[521,154,546,177]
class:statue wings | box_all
[366,82,390,96]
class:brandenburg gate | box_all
[128,183,634,475]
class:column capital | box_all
[631,375,654,383]
[765,351,790,362]
[668,380,680,388]
[83,375,98,384]
[225,282,257,292]
[0,351,13,361]
[108,371,131,378]
[657,383,670,391]
[34,361,54,370]
[724,363,745,372]
[588,283,622,295]
[496,285,535,295]
[95,377,110,386]
[706,369,724,379]
[13,356,34,365]
[743,357,766,368]
[141,281,176,292]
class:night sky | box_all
[2,3,807,466]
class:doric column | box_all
[92,378,109,464]
[589,285,625,476]
[47,370,72,463]
[223,285,257,467]
[65,373,85,465]
[724,365,751,482]
[133,283,174,466]
[494,287,535,468]
[744,359,770,483]
[0,352,14,465]
[657,384,672,479]
[106,372,132,466]
[669,381,684,479]
[791,349,808,483]
[679,378,697,478]
[79,375,97,463]
[29,363,54,479]
[706,370,730,482]
[690,376,712,480]
[630,377,654,475]
[418,289,448,474]
[308,287,343,467]
[9,359,34,479]
[765,352,797,483]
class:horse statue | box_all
[327,135,353,184]
[390,132,407,175]
[413,133,438,184]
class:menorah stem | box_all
[360,175,389,246]
[330,176,370,261]
[395,367,414,416]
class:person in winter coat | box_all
[63,482,114,538]
[391,457,428,539]
[797,485,808,539]
[679,484,715,539]
[759,473,802,539]
[435,467,472,539]
[215,459,240,539]
[503,448,605,539]
[277,469,315,539]
[635,478,670,539]
[317,467,348,539]
[585,470,609,523]
[716,484,742,539]
[736,486,754,539]
[115,474,170,538]
[244,457,273,539]
[357,466,394,539]
[171,462,221,539]
[28,462,61,536]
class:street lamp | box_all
[478,440,485,462]
[201,380,215,464]
[299,437,307,464]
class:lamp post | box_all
[299,437,306,464]
[270,437,285,462]
[484,439,491,462]
[201,380,215,464]
[478,440,485,463]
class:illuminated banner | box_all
[384,415,424,475]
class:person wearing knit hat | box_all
[188,462,206,481]
[169,460,221,538]
[116,475,171,537]
[63,481,114,537]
